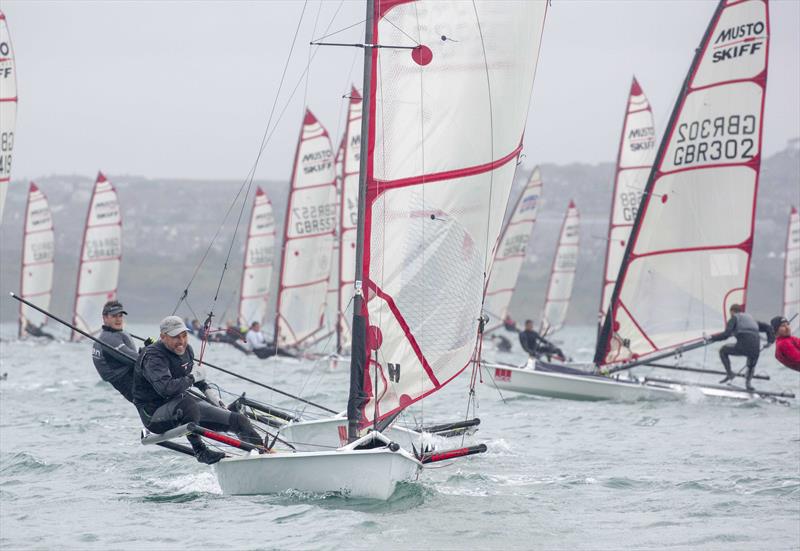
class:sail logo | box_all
[519,193,539,213]
[29,207,51,227]
[712,20,765,63]
[94,199,119,220]
[502,234,528,257]
[387,362,401,383]
[0,42,11,79]
[628,126,655,152]
[302,149,333,175]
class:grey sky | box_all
[3,0,799,183]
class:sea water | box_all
[1,323,798,550]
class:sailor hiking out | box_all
[771,316,800,372]
[133,316,264,464]
[91,300,141,403]
[710,304,775,390]
[519,319,565,362]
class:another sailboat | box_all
[785,206,799,332]
[273,110,338,351]
[483,167,543,334]
[0,10,18,224]
[539,200,579,336]
[488,0,791,402]
[71,172,122,341]
[146,0,549,498]
[237,186,276,328]
[18,182,55,338]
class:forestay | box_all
[784,206,799,332]
[337,87,362,351]
[596,0,770,366]
[0,11,17,224]
[540,201,580,336]
[355,0,547,428]
[19,182,55,336]
[274,110,337,348]
[72,172,122,340]
[238,187,275,327]
[483,167,543,333]
[599,78,656,324]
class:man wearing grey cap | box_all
[132,315,264,464]
[91,300,138,403]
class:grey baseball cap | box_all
[159,315,188,337]
[102,300,127,316]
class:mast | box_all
[594,0,770,366]
[346,0,374,442]
[0,10,18,224]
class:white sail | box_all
[597,0,770,366]
[274,109,337,348]
[785,206,800,333]
[540,200,580,336]
[355,1,548,427]
[599,77,656,324]
[19,182,55,336]
[238,186,276,327]
[0,11,18,223]
[72,172,122,340]
[483,167,543,333]
[337,87,362,351]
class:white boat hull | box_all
[488,363,684,402]
[215,442,421,500]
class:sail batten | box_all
[540,201,580,335]
[19,182,55,337]
[238,186,275,327]
[483,167,543,333]
[354,0,548,428]
[595,0,770,366]
[71,172,123,340]
[274,109,337,348]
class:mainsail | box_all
[273,109,337,348]
[0,10,18,224]
[483,167,543,333]
[19,182,55,337]
[599,78,656,325]
[350,0,548,429]
[595,0,770,366]
[72,172,122,340]
[539,200,580,336]
[785,206,799,332]
[238,186,275,327]
[337,87,362,352]
[323,139,345,341]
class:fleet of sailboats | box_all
[3,0,797,503]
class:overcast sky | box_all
[3,0,799,183]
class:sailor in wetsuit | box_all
[133,316,264,464]
[518,319,566,362]
[91,300,139,403]
[246,321,297,359]
[22,321,56,340]
[710,304,774,390]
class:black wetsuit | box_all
[519,329,565,361]
[92,325,137,403]
[711,312,774,386]
[493,335,513,353]
[25,323,56,340]
[132,341,261,447]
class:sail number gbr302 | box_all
[672,114,757,167]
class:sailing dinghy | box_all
[784,206,799,333]
[539,200,579,337]
[0,10,17,224]
[19,183,55,338]
[71,172,122,341]
[238,186,276,328]
[144,0,548,498]
[488,0,793,403]
[483,167,543,334]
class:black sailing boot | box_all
[719,371,735,384]
[745,366,755,392]
[188,434,225,465]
